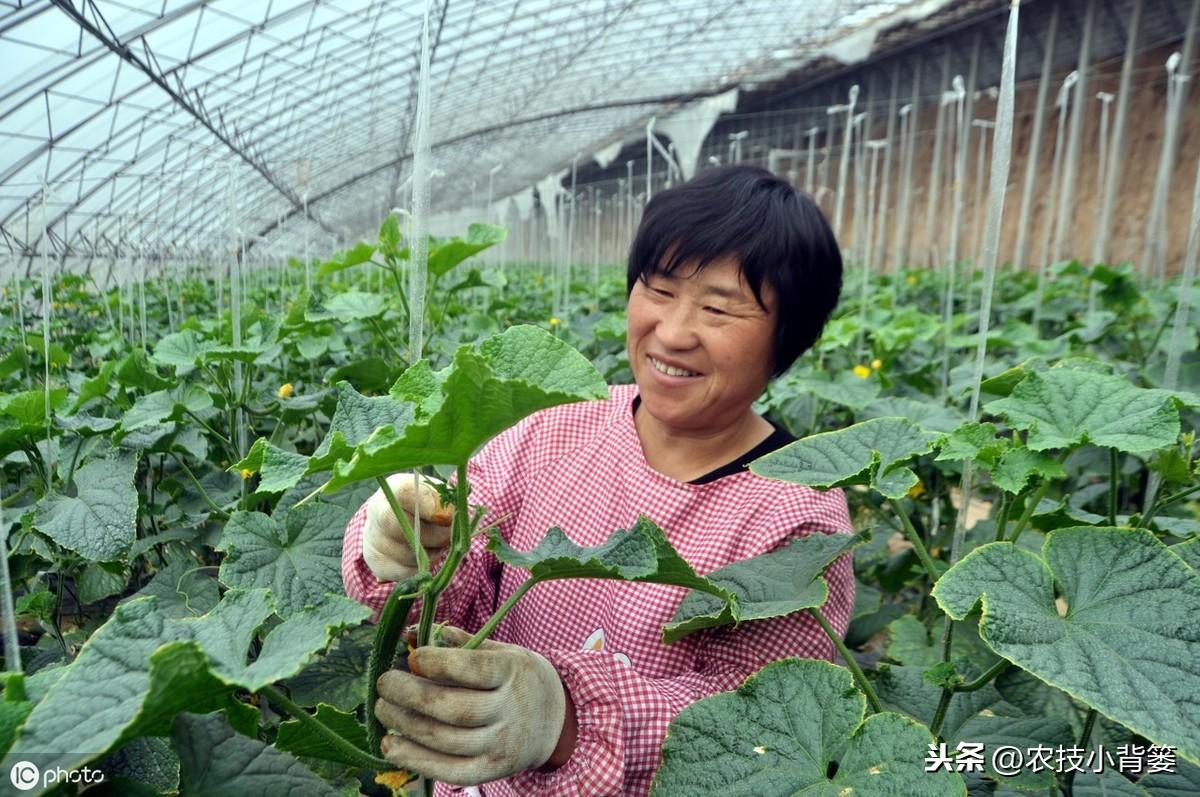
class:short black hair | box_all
[626,165,842,377]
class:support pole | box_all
[1052,0,1096,266]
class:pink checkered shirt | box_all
[342,383,855,796]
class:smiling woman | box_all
[345,165,854,797]
[626,166,843,481]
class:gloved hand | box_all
[375,626,568,786]
[363,473,454,582]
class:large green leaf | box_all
[275,703,370,768]
[232,382,414,494]
[33,451,138,561]
[217,504,351,617]
[428,224,507,277]
[2,590,368,782]
[305,291,387,322]
[285,625,373,710]
[650,659,965,796]
[1140,757,1200,797]
[122,385,213,431]
[931,527,1200,765]
[152,330,213,375]
[325,325,607,485]
[171,711,341,796]
[132,557,220,618]
[750,417,938,499]
[984,369,1182,453]
[317,241,377,275]
[662,530,869,644]
[490,517,734,603]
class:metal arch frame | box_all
[3,0,917,258]
[21,0,777,252]
[46,0,337,234]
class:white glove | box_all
[363,473,454,582]
[375,626,568,786]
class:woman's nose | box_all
[655,301,700,349]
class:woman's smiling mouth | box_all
[647,355,702,378]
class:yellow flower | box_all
[277,383,294,399]
[852,364,871,379]
[871,358,883,371]
[905,275,918,286]
[907,479,926,499]
[239,468,254,480]
[374,770,414,793]
[549,317,560,327]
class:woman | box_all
[341,165,853,796]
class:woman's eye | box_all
[704,306,727,316]
[652,287,673,298]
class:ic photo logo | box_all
[9,761,38,791]
[7,760,105,791]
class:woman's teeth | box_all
[650,356,698,377]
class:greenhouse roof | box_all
[1,0,922,260]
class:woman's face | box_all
[626,256,777,434]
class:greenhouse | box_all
[0,0,1198,794]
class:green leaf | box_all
[0,700,33,758]
[318,241,378,275]
[951,714,1074,790]
[491,517,734,601]
[662,530,869,644]
[305,291,386,322]
[33,451,138,561]
[123,385,213,431]
[116,349,172,392]
[132,557,220,618]
[650,659,965,796]
[285,625,372,711]
[275,703,370,768]
[101,736,180,794]
[171,711,341,796]
[15,589,55,623]
[935,422,1007,464]
[152,330,213,375]
[77,562,129,603]
[1173,539,1200,572]
[379,214,402,253]
[325,325,606,485]
[2,590,368,778]
[989,448,1065,494]
[1072,770,1151,797]
[931,527,1200,765]
[200,342,283,366]
[750,417,938,499]
[217,505,351,618]
[427,224,507,277]
[232,383,414,494]
[984,370,1182,452]
[1,387,67,426]
[788,370,881,411]
[1139,757,1200,797]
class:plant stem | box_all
[463,578,536,650]
[993,492,1013,542]
[169,454,230,520]
[929,687,954,739]
[955,658,1011,692]
[809,606,882,714]
[1008,478,1052,545]
[366,586,420,756]
[887,497,942,585]
[368,317,407,365]
[375,476,428,575]
[1139,481,1200,529]
[1108,448,1119,526]
[183,408,234,449]
[1065,707,1098,796]
[260,684,394,771]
